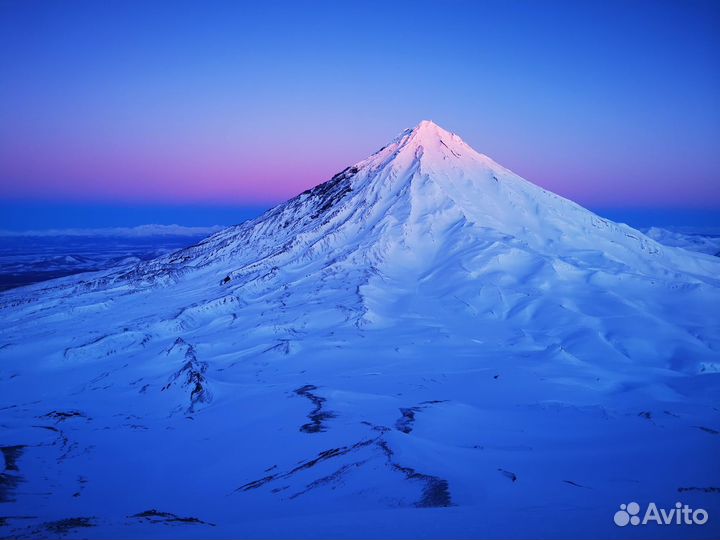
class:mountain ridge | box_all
[0,121,719,538]
[132,120,717,286]
[3,120,718,314]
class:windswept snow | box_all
[0,121,718,539]
[643,226,720,257]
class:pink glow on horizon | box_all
[1,125,718,208]
[0,137,361,204]
[1,2,718,211]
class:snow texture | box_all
[0,121,719,539]
[643,227,720,257]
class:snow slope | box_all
[643,226,720,257]
[1,121,719,539]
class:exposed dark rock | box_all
[0,473,23,503]
[238,474,276,491]
[0,445,26,503]
[1,445,25,471]
[677,486,720,493]
[563,480,590,488]
[130,509,215,526]
[236,427,452,508]
[237,439,376,492]
[162,338,211,413]
[498,468,517,482]
[31,424,79,464]
[395,407,418,434]
[44,517,95,534]
[360,421,391,433]
[416,477,452,507]
[42,410,87,423]
[306,166,357,220]
[377,440,452,507]
[289,459,370,499]
[394,400,446,434]
[294,384,336,433]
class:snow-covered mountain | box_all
[1,121,719,539]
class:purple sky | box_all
[0,1,718,211]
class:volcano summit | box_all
[1,121,719,539]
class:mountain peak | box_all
[360,119,475,173]
[415,119,441,131]
[149,120,707,285]
[406,119,459,144]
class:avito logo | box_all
[614,501,709,527]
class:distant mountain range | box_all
[0,224,224,237]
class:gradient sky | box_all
[0,0,718,228]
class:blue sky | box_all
[0,0,718,229]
